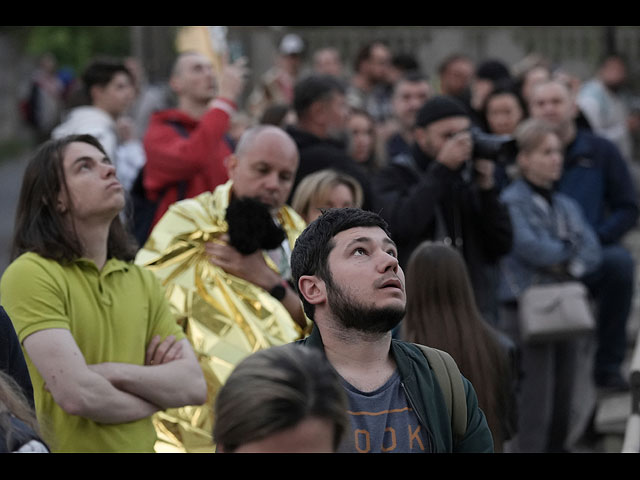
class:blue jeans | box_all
[581,244,635,378]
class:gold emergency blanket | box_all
[135,181,309,453]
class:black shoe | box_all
[594,372,630,392]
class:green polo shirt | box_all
[0,252,185,453]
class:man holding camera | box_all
[373,95,513,324]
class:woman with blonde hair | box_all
[291,169,363,224]
[498,118,602,452]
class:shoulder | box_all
[375,155,419,185]
[392,340,432,372]
[1,252,63,286]
[554,191,587,215]
[147,109,197,131]
[500,179,528,202]
[572,129,621,160]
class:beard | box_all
[326,276,405,335]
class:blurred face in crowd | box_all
[171,52,217,104]
[228,128,299,212]
[305,182,358,224]
[520,66,550,103]
[600,57,627,91]
[92,72,136,118]
[414,116,472,159]
[347,112,375,163]
[365,44,392,84]
[313,48,343,78]
[518,132,564,188]
[485,92,525,135]
[392,79,431,130]
[528,81,576,129]
[440,58,474,96]
[322,92,350,139]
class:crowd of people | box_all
[2,32,639,454]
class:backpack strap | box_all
[413,343,467,441]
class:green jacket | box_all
[298,326,495,453]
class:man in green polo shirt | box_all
[0,134,207,453]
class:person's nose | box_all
[101,161,117,178]
[260,172,280,193]
[377,248,399,273]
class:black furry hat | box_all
[225,196,286,255]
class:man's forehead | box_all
[532,82,569,101]
[429,116,470,134]
[175,52,212,73]
[333,226,393,246]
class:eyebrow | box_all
[344,236,397,251]
[70,155,108,168]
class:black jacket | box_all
[1,307,33,406]
[373,144,513,320]
[285,126,376,211]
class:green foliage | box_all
[12,26,132,73]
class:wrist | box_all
[268,279,289,301]
[210,97,237,116]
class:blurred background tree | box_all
[1,26,132,73]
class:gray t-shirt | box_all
[337,370,429,453]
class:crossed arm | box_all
[24,329,207,425]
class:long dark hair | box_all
[11,134,137,263]
[401,241,512,451]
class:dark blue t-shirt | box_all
[337,370,429,453]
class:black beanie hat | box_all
[475,59,511,82]
[415,95,469,128]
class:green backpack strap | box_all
[413,343,467,441]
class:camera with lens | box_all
[471,126,518,165]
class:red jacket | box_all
[142,100,234,227]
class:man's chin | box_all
[341,306,405,335]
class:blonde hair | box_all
[514,117,558,154]
[0,370,46,451]
[291,169,363,222]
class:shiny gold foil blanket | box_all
[135,181,309,452]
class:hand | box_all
[145,335,183,366]
[436,130,472,170]
[205,235,280,291]
[474,158,496,190]
[115,116,136,142]
[216,56,249,102]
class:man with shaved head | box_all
[135,51,248,243]
[136,125,309,452]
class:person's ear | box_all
[226,154,238,178]
[55,190,69,214]
[516,151,529,173]
[56,200,67,214]
[297,275,326,307]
